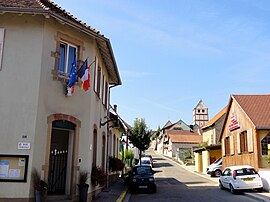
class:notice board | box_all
[0,155,29,182]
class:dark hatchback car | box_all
[128,165,157,193]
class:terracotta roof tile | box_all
[169,134,202,143]
[166,130,202,143]
[233,94,270,129]
[0,0,44,9]
[166,129,198,135]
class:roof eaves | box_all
[201,122,214,130]
[0,7,47,14]
[255,126,270,130]
[0,7,105,40]
[219,96,233,142]
[193,147,206,153]
[102,39,122,85]
[48,11,106,40]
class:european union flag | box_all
[67,56,77,88]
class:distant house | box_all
[163,130,202,160]
[220,94,270,191]
[193,106,227,173]
[156,120,192,154]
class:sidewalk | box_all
[93,178,128,202]
[164,155,270,202]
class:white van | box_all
[206,157,222,177]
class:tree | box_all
[152,126,160,140]
[128,118,151,164]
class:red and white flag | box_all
[77,59,95,92]
[81,66,90,91]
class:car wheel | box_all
[230,184,236,194]
[219,180,225,190]
[256,187,263,192]
[214,170,222,177]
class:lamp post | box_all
[120,138,126,177]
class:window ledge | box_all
[52,70,69,83]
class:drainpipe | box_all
[106,84,118,188]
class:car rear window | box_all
[235,168,257,176]
[145,155,152,158]
[134,166,152,175]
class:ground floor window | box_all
[261,133,270,155]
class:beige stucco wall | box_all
[202,150,209,174]
[0,13,111,199]
[194,152,202,172]
[202,130,215,145]
[0,14,45,198]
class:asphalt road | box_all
[126,150,257,202]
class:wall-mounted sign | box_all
[18,142,31,150]
[229,114,240,131]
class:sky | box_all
[54,0,270,130]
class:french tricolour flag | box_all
[77,59,95,91]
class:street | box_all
[126,150,257,202]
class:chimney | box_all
[113,104,117,113]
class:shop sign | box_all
[228,114,240,131]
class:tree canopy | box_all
[128,118,151,160]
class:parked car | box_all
[129,165,157,193]
[144,154,153,163]
[138,157,153,167]
[219,165,263,194]
[207,157,222,177]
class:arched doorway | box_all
[45,114,81,200]
[48,120,75,195]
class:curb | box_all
[244,192,270,202]
[116,187,128,202]
[162,154,219,184]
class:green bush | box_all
[183,150,192,160]
[124,149,134,160]
[124,150,134,167]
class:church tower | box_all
[193,100,209,127]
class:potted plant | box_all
[77,171,89,202]
[32,168,48,202]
